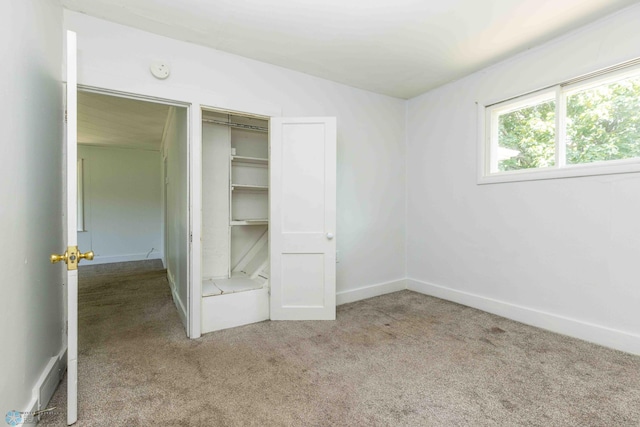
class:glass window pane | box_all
[566,75,640,165]
[497,100,556,172]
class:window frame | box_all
[479,61,640,184]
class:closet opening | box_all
[201,108,271,333]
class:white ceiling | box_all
[78,92,170,151]
[63,0,639,99]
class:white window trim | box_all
[478,60,640,184]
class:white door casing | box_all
[65,30,79,426]
[269,117,337,320]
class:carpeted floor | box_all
[43,261,640,426]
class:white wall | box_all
[201,123,230,279]
[407,4,640,354]
[163,107,190,332]
[78,145,163,264]
[65,11,407,336]
[0,0,65,416]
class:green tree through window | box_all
[498,100,556,171]
[566,76,640,164]
[491,72,640,175]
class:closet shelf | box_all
[231,219,269,226]
[231,155,268,165]
[231,184,269,191]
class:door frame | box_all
[77,85,193,336]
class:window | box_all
[481,62,640,183]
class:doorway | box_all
[76,89,190,334]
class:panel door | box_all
[269,117,336,320]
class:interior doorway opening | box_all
[76,89,190,334]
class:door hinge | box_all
[190,233,193,243]
[64,110,68,123]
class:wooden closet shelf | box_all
[231,184,269,191]
[230,219,269,226]
[231,155,268,165]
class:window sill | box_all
[478,159,640,184]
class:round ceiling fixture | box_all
[150,62,170,80]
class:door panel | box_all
[281,254,325,307]
[270,117,336,320]
[281,123,326,232]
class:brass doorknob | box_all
[50,252,68,264]
[79,251,94,261]
[50,247,94,270]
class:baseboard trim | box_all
[407,278,640,355]
[89,253,164,265]
[337,279,407,306]
[167,270,188,331]
[23,346,67,421]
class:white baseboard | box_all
[89,252,164,265]
[407,278,640,355]
[23,346,67,420]
[167,270,188,332]
[336,279,407,306]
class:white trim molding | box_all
[407,278,640,356]
[88,252,164,265]
[336,279,407,306]
[22,346,67,423]
[167,270,188,332]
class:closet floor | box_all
[202,276,262,296]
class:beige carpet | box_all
[43,261,640,426]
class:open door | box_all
[269,117,337,320]
[50,30,93,426]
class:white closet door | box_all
[269,117,336,320]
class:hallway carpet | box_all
[44,261,640,426]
